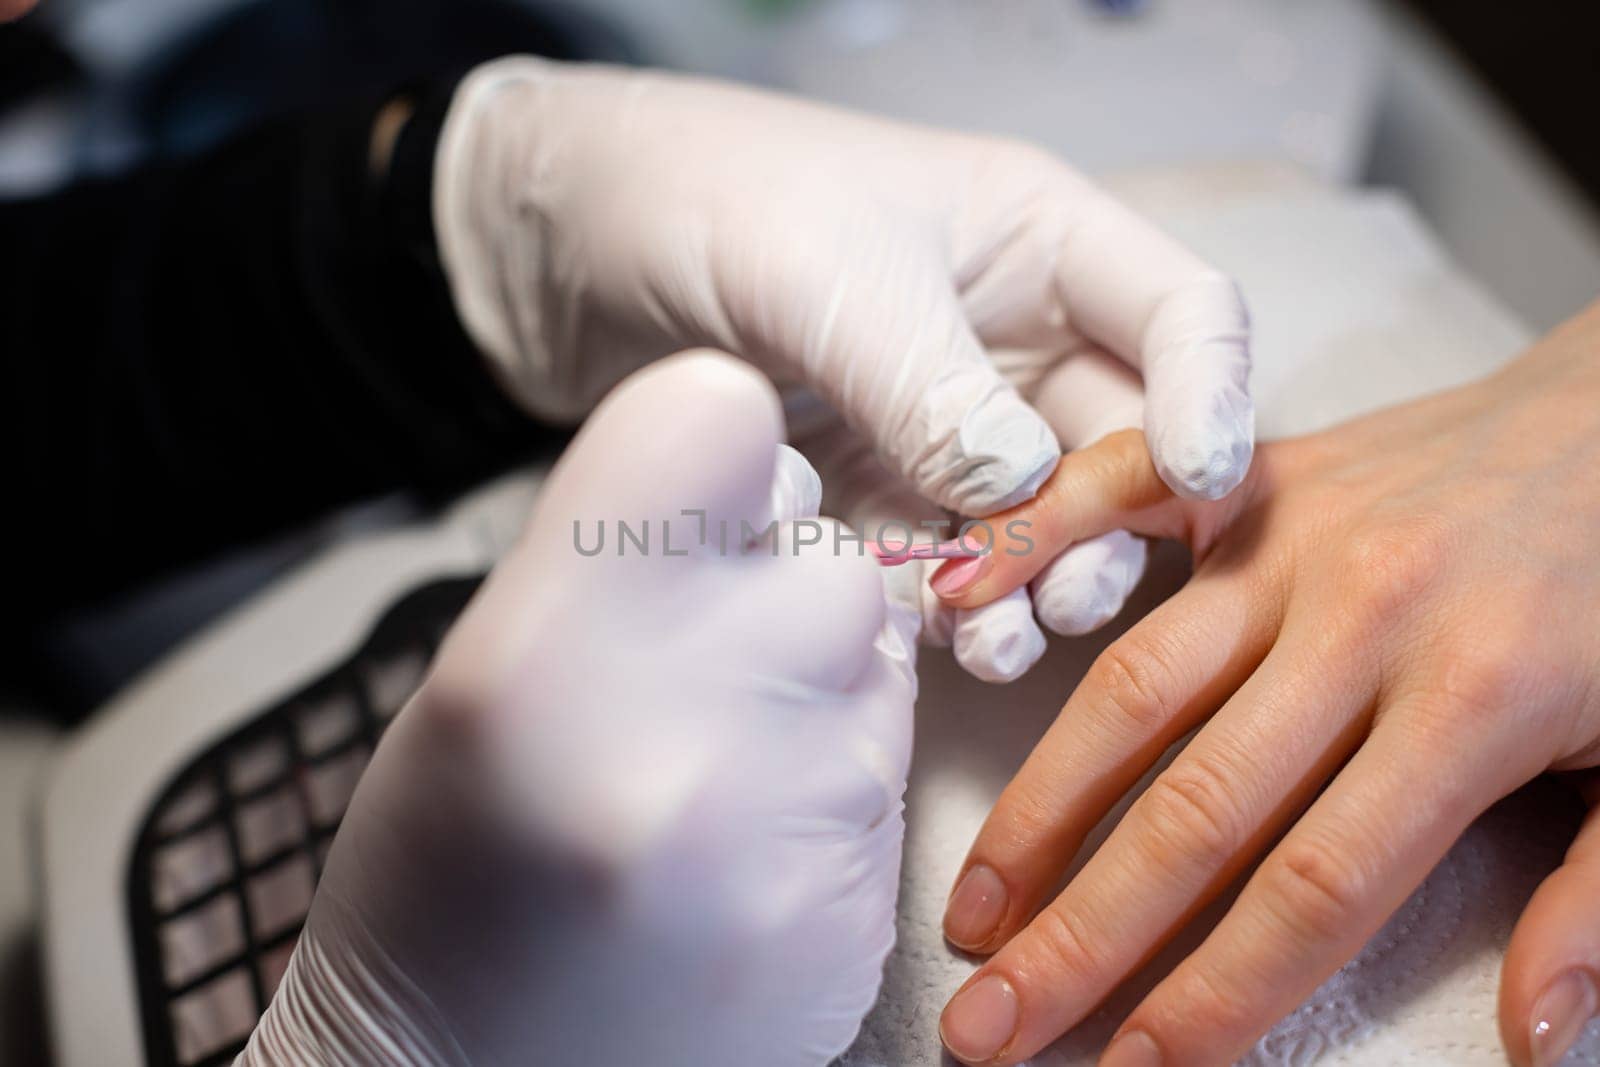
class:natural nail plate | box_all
[1530,969,1598,1067]
[1100,1030,1162,1067]
[945,864,1008,949]
[941,974,1019,1063]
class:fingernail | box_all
[931,553,991,598]
[1101,1030,1162,1067]
[940,974,1019,1063]
[1530,969,1599,1067]
[945,864,1009,950]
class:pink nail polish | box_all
[870,538,985,568]
[866,539,913,565]
[931,553,989,597]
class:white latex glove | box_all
[434,58,1250,680]
[239,351,917,1067]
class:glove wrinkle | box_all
[238,903,470,1067]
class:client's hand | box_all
[238,352,917,1067]
[928,302,1600,1066]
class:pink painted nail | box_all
[930,553,989,597]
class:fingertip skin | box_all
[1500,872,1600,1066]
[1500,796,1600,1067]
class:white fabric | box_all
[840,166,1600,1067]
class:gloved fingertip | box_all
[953,592,1048,684]
[1035,588,1121,638]
[1140,272,1254,500]
[956,627,1047,684]
[1148,390,1255,501]
[921,378,1060,516]
[769,443,824,523]
[971,442,1060,516]
[1031,531,1147,637]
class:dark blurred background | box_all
[3,1,1598,208]
[1396,0,1600,210]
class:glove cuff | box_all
[237,911,467,1067]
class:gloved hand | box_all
[239,352,917,1067]
[434,57,1254,680]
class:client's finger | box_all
[1105,694,1543,1067]
[941,610,1346,1067]
[1500,774,1600,1067]
[1026,350,1150,637]
[942,572,1279,956]
[929,429,1184,610]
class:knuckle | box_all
[1260,837,1369,942]
[1088,429,1158,493]
[1137,756,1247,869]
[1000,766,1074,844]
[1087,638,1178,737]
[1171,960,1257,1031]
[1032,903,1113,983]
[1336,522,1449,620]
[1434,643,1528,718]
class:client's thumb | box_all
[1500,775,1600,1066]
